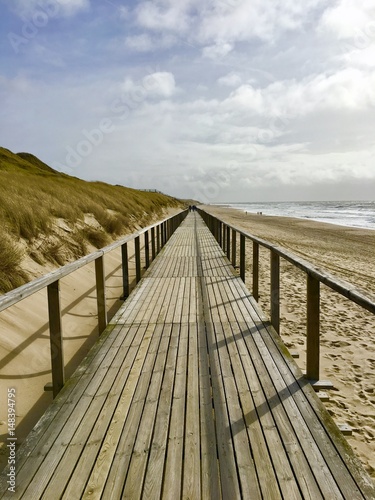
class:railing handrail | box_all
[0,211,184,313]
[200,209,375,315]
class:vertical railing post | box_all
[95,255,107,334]
[231,229,236,268]
[144,230,150,269]
[218,221,222,247]
[121,242,129,299]
[253,241,259,302]
[135,236,141,282]
[47,280,65,398]
[162,222,167,246]
[151,227,156,260]
[240,234,245,282]
[270,250,280,334]
[157,225,161,253]
[306,275,320,381]
[226,226,230,259]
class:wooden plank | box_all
[79,323,164,499]
[182,322,201,499]
[40,325,142,499]
[3,322,130,496]
[161,324,189,499]
[201,277,242,499]
[214,321,262,499]
[23,324,145,499]
[234,285,361,498]
[121,324,173,499]
[142,324,180,499]
[224,278,327,498]
[197,321,221,499]
[213,279,295,499]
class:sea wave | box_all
[213,201,375,230]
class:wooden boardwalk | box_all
[1,213,374,499]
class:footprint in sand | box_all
[329,340,351,348]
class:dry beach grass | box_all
[0,147,182,293]
[203,204,375,479]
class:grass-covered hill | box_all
[0,147,183,293]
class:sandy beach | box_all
[203,204,375,479]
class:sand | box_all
[1,205,374,480]
[203,204,375,479]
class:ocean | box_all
[214,200,375,230]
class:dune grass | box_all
[0,147,183,293]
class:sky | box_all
[1,0,375,203]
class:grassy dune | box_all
[0,147,183,293]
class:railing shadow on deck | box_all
[198,208,375,383]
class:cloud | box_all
[319,0,375,40]
[134,0,327,47]
[135,0,197,34]
[121,72,177,99]
[217,73,242,87]
[202,42,234,59]
[124,33,176,53]
[223,68,375,122]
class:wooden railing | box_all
[0,210,188,398]
[199,209,375,382]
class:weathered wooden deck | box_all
[1,213,374,499]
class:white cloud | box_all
[197,0,328,45]
[145,72,177,97]
[124,33,176,52]
[121,72,177,99]
[202,42,234,59]
[217,73,242,87]
[319,0,375,40]
[134,0,327,47]
[135,0,196,34]
[223,68,375,122]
